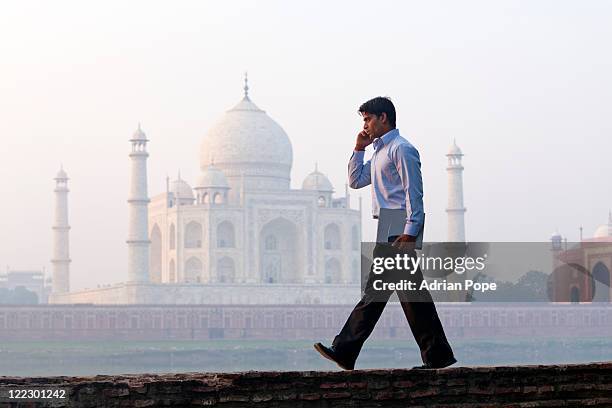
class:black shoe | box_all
[412,356,457,369]
[313,342,354,370]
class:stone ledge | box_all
[1,362,611,407]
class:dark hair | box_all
[358,97,396,128]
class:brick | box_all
[132,385,147,394]
[266,382,292,390]
[348,381,368,389]
[392,380,415,388]
[322,391,352,399]
[190,396,218,406]
[192,385,216,393]
[575,399,604,406]
[320,382,348,389]
[158,385,181,394]
[557,383,594,392]
[367,380,390,390]
[219,393,250,402]
[299,392,321,400]
[409,387,440,398]
[447,379,468,387]
[392,390,408,399]
[77,385,97,395]
[103,387,130,397]
[251,392,274,402]
[276,390,297,400]
[133,399,156,407]
[517,400,570,407]
[467,386,495,395]
[350,391,372,400]
[494,386,520,394]
[440,387,468,396]
[372,390,394,400]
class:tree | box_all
[0,286,39,304]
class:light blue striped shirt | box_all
[348,128,424,237]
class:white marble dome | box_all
[448,139,462,155]
[131,124,147,141]
[200,91,293,191]
[55,166,68,180]
[170,178,194,200]
[302,166,333,192]
[196,165,229,189]
[594,212,612,238]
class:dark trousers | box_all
[332,237,455,366]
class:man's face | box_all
[362,112,387,140]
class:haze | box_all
[1,0,611,290]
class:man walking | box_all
[314,97,456,370]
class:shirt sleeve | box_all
[348,150,372,189]
[393,144,424,236]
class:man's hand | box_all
[354,130,373,151]
[391,234,417,252]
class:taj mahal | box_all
[147,79,363,288]
[48,77,469,305]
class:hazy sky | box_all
[1,1,611,290]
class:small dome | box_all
[170,178,194,200]
[132,124,147,141]
[447,139,462,155]
[594,212,612,238]
[196,165,229,189]
[55,166,68,180]
[302,165,334,192]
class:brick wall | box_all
[1,362,612,407]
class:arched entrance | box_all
[185,222,202,249]
[570,286,580,303]
[259,217,302,283]
[592,262,610,302]
[184,257,202,283]
[217,221,235,248]
[325,258,342,283]
[324,223,342,250]
[217,257,235,283]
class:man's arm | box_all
[348,131,372,189]
[393,144,424,237]
[348,151,371,189]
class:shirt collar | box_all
[372,128,399,151]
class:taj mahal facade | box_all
[49,79,373,305]
[147,89,363,287]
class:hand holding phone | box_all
[354,130,372,151]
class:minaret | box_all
[446,139,466,242]
[127,124,150,282]
[51,166,71,294]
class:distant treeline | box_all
[470,270,550,302]
[0,286,38,304]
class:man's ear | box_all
[380,112,388,125]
